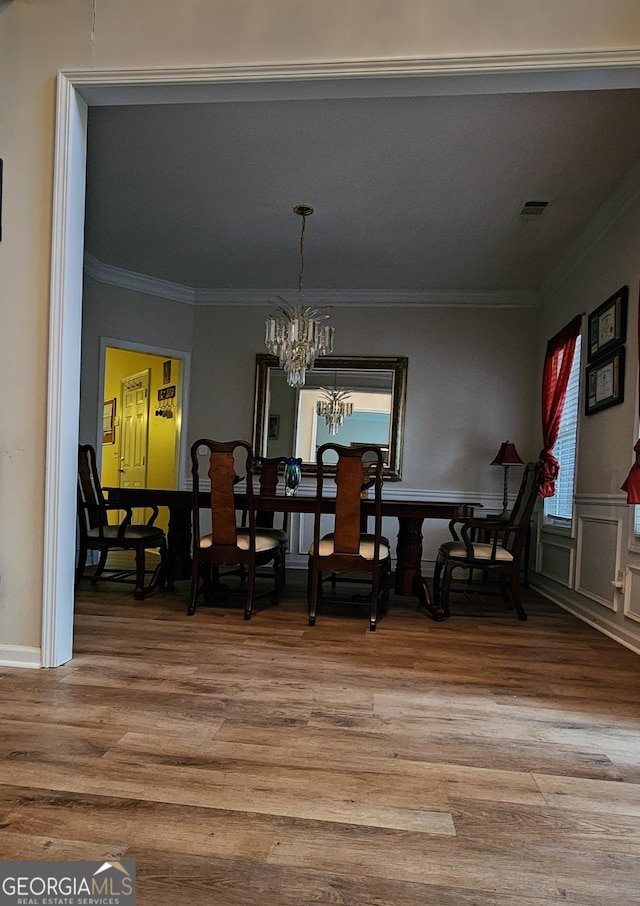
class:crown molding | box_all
[236,289,540,309]
[84,253,539,309]
[64,48,640,99]
[541,159,640,297]
[84,252,197,304]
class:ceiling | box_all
[84,85,640,302]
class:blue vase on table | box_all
[283,457,302,496]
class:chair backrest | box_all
[77,444,108,533]
[502,460,543,555]
[254,456,286,529]
[191,439,254,549]
[314,443,384,558]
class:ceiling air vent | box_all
[518,200,549,220]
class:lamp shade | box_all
[491,441,524,466]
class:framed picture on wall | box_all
[268,414,280,440]
[102,398,116,443]
[587,285,628,362]
[585,347,625,416]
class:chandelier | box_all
[316,383,353,436]
[265,204,334,388]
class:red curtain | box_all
[621,287,640,502]
[539,314,582,498]
[621,442,640,503]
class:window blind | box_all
[544,336,581,523]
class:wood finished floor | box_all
[2,568,640,904]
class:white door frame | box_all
[44,52,640,665]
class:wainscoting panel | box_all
[623,565,640,624]
[538,537,573,587]
[575,515,621,611]
[532,497,640,655]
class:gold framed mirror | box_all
[253,355,408,480]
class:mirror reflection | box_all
[253,355,407,479]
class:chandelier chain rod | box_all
[298,210,306,297]
[264,203,334,388]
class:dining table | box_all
[104,487,479,620]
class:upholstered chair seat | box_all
[438,541,514,562]
[198,530,280,554]
[310,534,390,561]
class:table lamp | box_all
[491,441,524,519]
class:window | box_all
[633,472,640,536]
[544,336,581,526]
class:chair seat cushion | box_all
[310,533,390,561]
[199,529,279,554]
[439,540,513,562]
[87,524,164,543]
[257,528,289,544]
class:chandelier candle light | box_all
[317,384,354,436]
[265,205,334,388]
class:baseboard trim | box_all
[531,578,640,657]
[0,646,42,669]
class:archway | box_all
[44,54,640,665]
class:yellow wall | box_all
[102,347,182,529]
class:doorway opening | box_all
[44,57,640,666]
[101,346,183,533]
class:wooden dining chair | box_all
[307,443,391,631]
[188,439,282,618]
[432,460,543,620]
[254,455,290,586]
[238,455,290,588]
[76,443,168,599]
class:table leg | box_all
[166,505,193,582]
[395,516,446,620]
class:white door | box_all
[119,370,150,498]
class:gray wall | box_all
[534,187,640,652]
[81,287,541,573]
[81,287,541,499]
[80,277,195,446]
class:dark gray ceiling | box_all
[84,87,640,296]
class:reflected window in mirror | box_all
[253,355,407,480]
